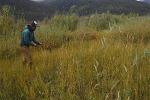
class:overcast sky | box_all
[136,0,144,1]
[31,0,150,2]
[31,0,45,1]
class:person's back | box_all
[21,25,32,47]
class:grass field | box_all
[0,7,150,100]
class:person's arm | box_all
[24,31,37,46]
[32,33,42,45]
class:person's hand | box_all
[31,42,37,47]
[33,43,37,47]
[34,44,37,47]
[38,42,43,45]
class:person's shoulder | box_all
[22,28,30,33]
[22,25,30,33]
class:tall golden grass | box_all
[0,6,149,100]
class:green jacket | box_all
[20,25,39,47]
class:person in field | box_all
[20,21,42,66]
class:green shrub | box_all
[111,17,150,43]
[88,13,122,31]
[50,14,79,31]
[0,6,15,36]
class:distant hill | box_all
[0,0,150,20]
[144,0,150,3]
[0,0,53,20]
[47,0,150,15]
